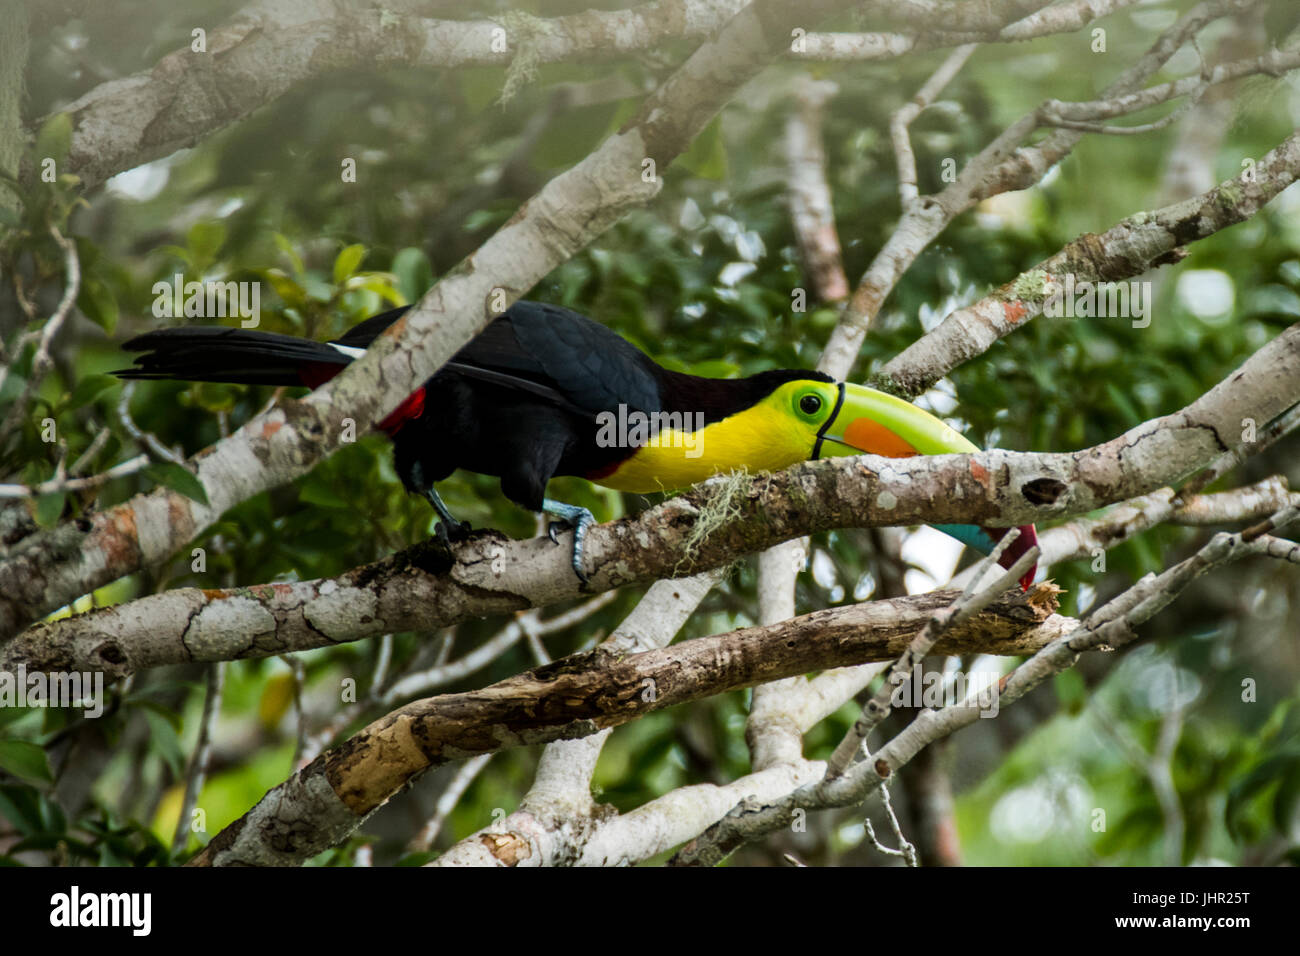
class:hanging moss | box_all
[678,469,754,571]
[494,10,563,107]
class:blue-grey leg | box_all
[542,498,596,584]
[425,487,471,546]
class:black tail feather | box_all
[115,326,350,387]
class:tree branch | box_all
[51,0,1148,191]
[817,0,1249,377]
[875,128,1300,397]
[668,504,1298,865]
[9,319,1298,677]
[431,570,723,866]
[188,584,1061,866]
[0,0,859,642]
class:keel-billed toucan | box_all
[116,301,1037,588]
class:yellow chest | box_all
[590,404,816,494]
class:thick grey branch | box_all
[0,0,858,643]
[10,318,1298,678]
[188,583,1061,866]
[875,128,1300,396]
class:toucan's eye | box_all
[799,394,822,416]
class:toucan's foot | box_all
[425,487,471,547]
[542,498,595,585]
[434,518,473,549]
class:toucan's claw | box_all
[425,487,471,546]
[434,519,472,549]
[542,498,595,585]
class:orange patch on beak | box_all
[841,418,918,458]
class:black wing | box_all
[502,301,662,414]
[333,301,664,415]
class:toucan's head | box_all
[764,376,1038,591]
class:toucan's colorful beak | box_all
[815,383,980,459]
[815,383,1039,591]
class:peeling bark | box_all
[189,584,1061,865]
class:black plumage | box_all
[119,301,827,515]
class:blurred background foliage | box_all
[0,0,1297,866]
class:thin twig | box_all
[0,224,81,443]
[823,534,1038,778]
[116,381,187,465]
[671,503,1295,866]
[0,453,151,499]
[864,778,919,866]
[407,754,494,855]
[284,654,307,769]
[891,43,977,207]
[171,661,225,855]
[382,592,616,704]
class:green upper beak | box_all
[813,382,1039,591]
[814,383,979,460]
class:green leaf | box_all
[190,381,238,413]
[262,267,305,308]
[273,233,305,277]
[1053,670,1087,715]
[1225,750,1300,842]
[0,787,41,836]
[303,274,334,303]
[263,268,305,308]
[395,851,438,866]
[343,274,404,307]
[1104,382,1142,426]
[34,113,72,166]
[0,702,31,732]
[33,492,66,529]
[76,276,119,333]
[462,209,503,232]
[67,374,117,410]
[672,117,727,180]
[687,359,741,379]
[1272,761,1300,834]
[332,243,366,285]
[297,478,349,509]
[0,740,53,785]
[156,244,192,267]
[144,463,210,506]
[141,709,184,779]
[392,247,433,304]
[187,220,226,270]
